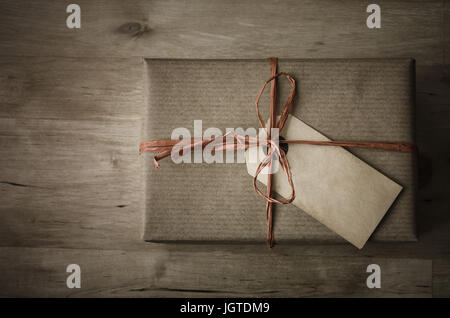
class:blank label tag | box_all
[246,115,402,249]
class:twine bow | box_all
[139,57,415,247]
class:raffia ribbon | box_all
[140,58,415,247]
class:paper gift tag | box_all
[245,115,402,249]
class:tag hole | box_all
[262,136,288,155]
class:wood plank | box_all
[433,258,450,297]
[0,0,443,65]
[0,246,432,297]
[415,63,450,297]
[0,120,143,248]
[0,57,144,120]
[0,57,145,250]
[415,65,450,248]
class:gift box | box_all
[141,58,416,247]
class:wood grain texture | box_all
[0,0,444,65]
[0,247,432,297]
[0,0,449,297]
[0,57,146,250]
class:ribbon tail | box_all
[266,173,274,248]
[153,158,160,169]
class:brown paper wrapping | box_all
[142,58,416,244]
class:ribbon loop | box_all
[255,72,296,134]
[251,142,296,205]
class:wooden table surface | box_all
[0,0,448,297]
